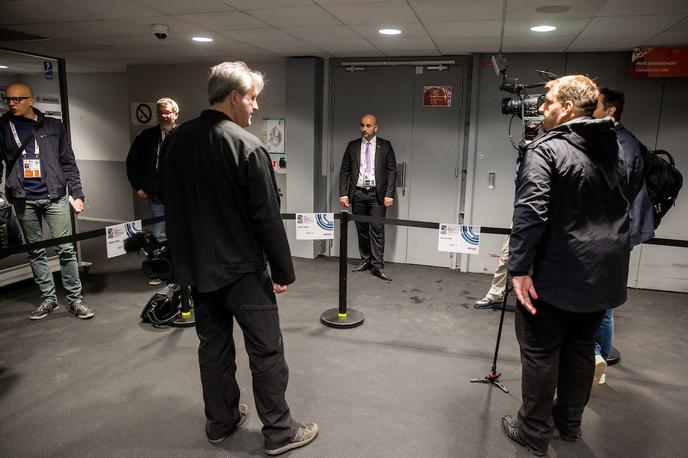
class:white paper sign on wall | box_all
[437,224,480,254]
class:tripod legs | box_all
[469,287,511,393]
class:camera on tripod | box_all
[492,55,557,152]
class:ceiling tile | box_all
[128,0,235,15]
[176,11,268,31]
[409,0,504,22]
[435,37,500,54]
[222,0,314,10]
[254,40,328,56]
[501,34,579,52]
[218,28,296,43]
[321,2,417,25]
[597,0,688,16]
[426,21,502,39]
[247,6,340,28]
[571,15,685,50]
[505,0,604,20]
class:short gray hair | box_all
[156,97,179,113]
[207,61,265,105]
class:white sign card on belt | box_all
[437,223,480,254]
[296,213,334,240]
[106,220,142,258]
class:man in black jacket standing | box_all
[125,97,178,244]
[339,114,397,280]
[162,62,318,456]
[1,82,93,321]
[501,75,630,456]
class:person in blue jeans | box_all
[1,82,93,321]
[592,87,655,385]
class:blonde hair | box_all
[545,75,598,116]
[156,97,179,113]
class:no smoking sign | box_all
[130,102,156,126]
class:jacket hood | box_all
[552,116,618,165]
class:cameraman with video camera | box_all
[501,75,631,456]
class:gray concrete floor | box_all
[1,233,687,458]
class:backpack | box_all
[641,146,683,229]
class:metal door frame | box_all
[326,56,473,269]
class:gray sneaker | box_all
[30,299,59,320]
[69,301,95,319]
[265,423,319,456]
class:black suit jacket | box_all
[339,137,397,205]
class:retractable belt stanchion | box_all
[320,210,364,328]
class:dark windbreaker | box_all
[508,116,631,312]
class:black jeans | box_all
[352,187,386,270]
[515,300,605,451]
[192,270,296,447]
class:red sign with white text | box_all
[631,47,688,77]
[423,86,453,107]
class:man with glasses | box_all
[0,82,93,320]
[126,98,179,246]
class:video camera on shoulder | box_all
[492,55,557,152]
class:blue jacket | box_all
[616,123,655,246]
[1,110,84,200]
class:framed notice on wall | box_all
[263,118,285,154]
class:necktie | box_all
[365,141,371,174]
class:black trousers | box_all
[515,300,605,451]
[352,187,386,270]
[192,270,296,447]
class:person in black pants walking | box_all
[502,75,631,456]
[339,113,397,281]
[162,61,318,456]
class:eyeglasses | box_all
[4,96,31,104]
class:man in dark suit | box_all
[339,113,397,281]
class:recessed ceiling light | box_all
[379,28,402,35]
[192,36,213,42]
[0,65,8,69]
[531,25,557,32]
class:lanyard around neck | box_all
[9,121,39,157]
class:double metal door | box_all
[330,61,467,267]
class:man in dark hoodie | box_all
[501,75,630,456]
[1,82,94,321]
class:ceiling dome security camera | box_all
[152,24,169,40]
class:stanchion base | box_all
[320,308,364,329]
[470,372,509,393]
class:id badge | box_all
[363,177,376,187]
[23,159,42,178]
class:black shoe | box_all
[606,346,621,366]
[553,417,582,442]
[372,269,392,281]
[352,261,372,272]
[207,404,249,444]
[501,415,548,456]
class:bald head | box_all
[360,113,378,141]
[5,82,36,119]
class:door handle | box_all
[396,162,407,196]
